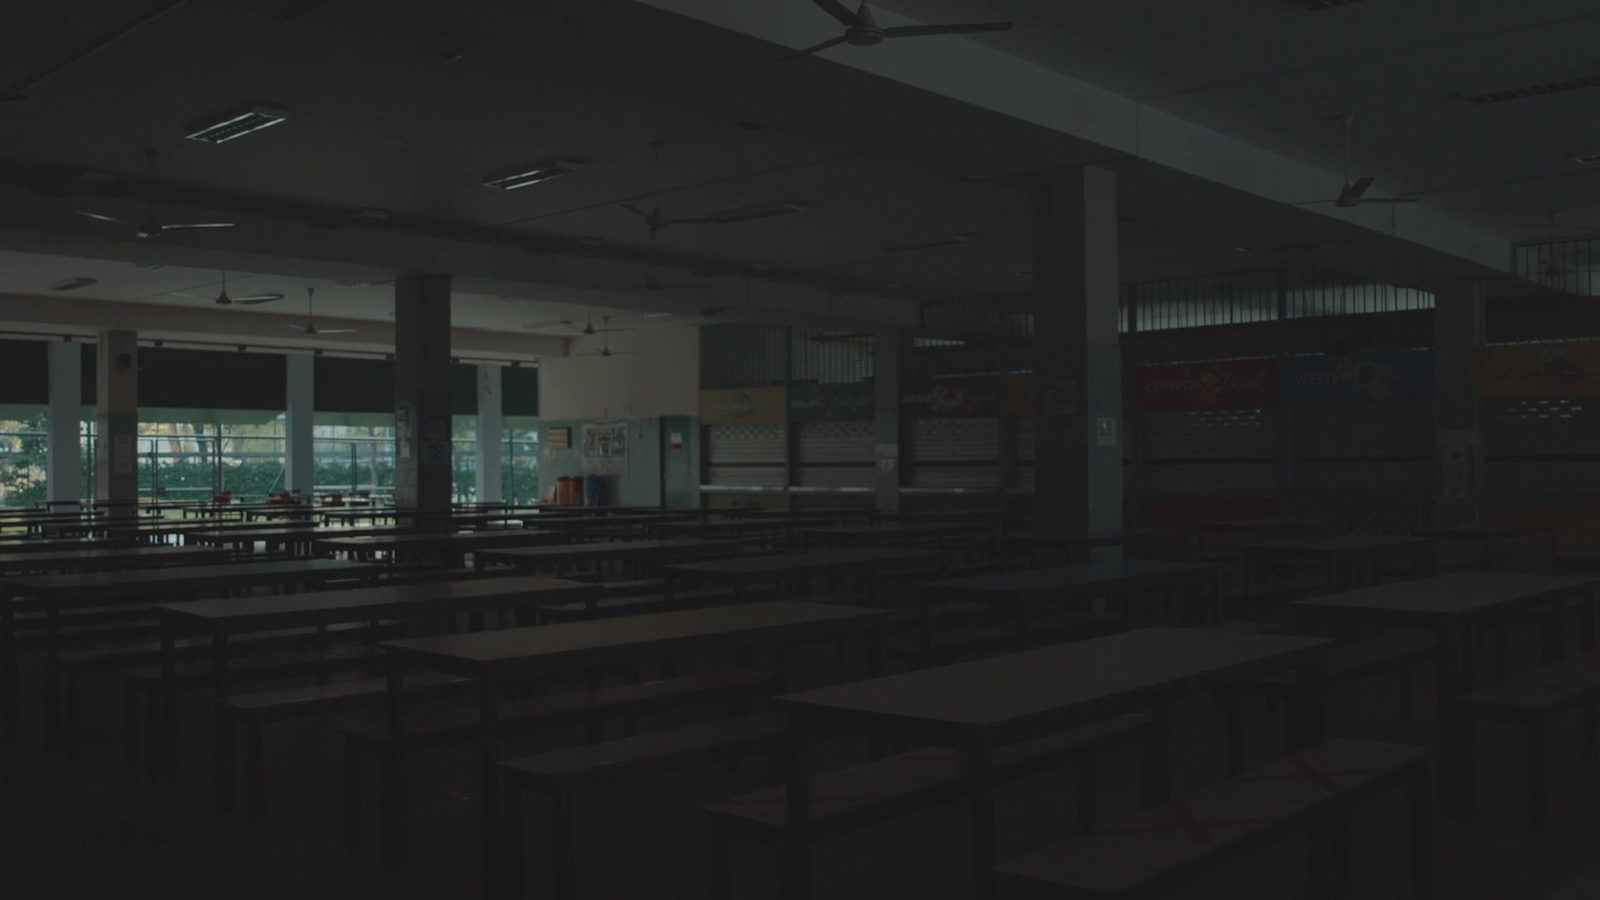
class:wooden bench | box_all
[887,611,1124,669]
[536,584,780,625]
[1457,656,1600,831]
[993,739,1435,899]
[1225,630,1435,757]
[704,713,1155,900]
[498,714,786,900]
[219,671,471,818]
[342,670,772,856]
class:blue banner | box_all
[1285,350,1434,405]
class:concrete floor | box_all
[3,619,1599,899]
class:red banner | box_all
[1135,359,1279,410]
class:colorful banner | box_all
[1477,340,1600,398]
[580,422,628,475]
[789,382,874,422]
[901,375,997,418]
[1285,350,1434,405]
[1135,359,1279,410]
[699,387,785,425]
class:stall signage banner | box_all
[699,387,785,425]
[1135,359,1279,410]
[901,375,1001,418]
[581,422,628,475]
[789,382,874,422]
[1477,340,1600,398]
[1285,349,1434,405]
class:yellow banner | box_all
[1477,341,1600,398]
[699,387,785,425]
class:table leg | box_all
[212,627,235,809]
[380,658,409,871]
[779,732,812,900]
[43,601,62,746]
[1,593,15,741]
[478,672,502,896]
[1434,620,1467,817]
[1582,584,1597,654]
[967,737,998,900]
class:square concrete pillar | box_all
[872,331,909,514]
[393,273,453,521]
[475,364,503,504]
[1432,281,1485,528]
[94,329,139,516]
[285,353,315,496]
[47,340,82,505]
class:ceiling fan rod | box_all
[0,0,189,101]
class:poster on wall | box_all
[900,375,999,418]
[1285,349,1434,405]
[700,387,784,425]
[789,382,874,422]
[1134,359,1279,411]
[1477,340,1600,398]
[581,422,628,475]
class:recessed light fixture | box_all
[48,277,96,291]
[1457,66,1600,106]
[481,159,584,190]
[185,104,289,144]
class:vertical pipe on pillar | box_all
[475,365,504,504]
[1124,285,1141,528]
[872,331,906,516]
[782,325,794,512]
[46,340,83,506]
[996,319,1013,525]
[1276,270,1295,518]
[392,273,454,523]
[285,353,315,498]
[1432,282,1485,529]
[94,329,139,519]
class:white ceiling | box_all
[0,0,1581,350]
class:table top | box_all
[0,545,230,567]
[1007,528,1193,547]
[479,538,741,562]
[186,524,411,542]
[776,627,1327,733]
[1250,535,1437,553]
[665,547,948,578]
[1203,518,1347,533]
[0,557,374,597]
[1295,571,1594,617]
[804,522,995,537]
[379,600,886,670]
[314,529,561,549]
[922,560,1219,599]
[154,575,594,625]
[1414,524,1557,540]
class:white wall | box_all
[538,325,700,420]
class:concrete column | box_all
[94,329,139,515]
[393,273,453,521]
[285,353,315,497]
[46,340,82,505]
[872,331,909,514]
[1432,281,1485,528]
[475,364,504,504]
[1031,166,1123,542]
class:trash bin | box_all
[555,476,576,505]
[582,474,604,507]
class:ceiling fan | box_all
[77,149,237,238]
[286,287,355,336]
[622,200,803,240]
[172,270,283,306]
[1312,115,1418,209]
[521,319,581,333]
[781,0,1012,61]
[578,318,637,357]
[620,274,711,293]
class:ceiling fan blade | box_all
[780,35,849,61]
[522,320,577,331]
[1337,176,1375,207]
[882,235,970,253]
[161,222,236,230]
[287,324,314,334]
[169,291,210,300]
[807,0,859,27]
[621,204,653,220]
[694,201,805,224]
[77,211,130,226]
[231,294,284,305]
[312,328,357,335]
[883,22,1013,38]
[1358,198,1418,205]
[593,327,638,333]
[647,283,709,291]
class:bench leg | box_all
[142,685,164,782]
[379,747,410,869]
[1456,716,1476,823]
[244,720,265,821]
[777,838,811,900]
[1399,665,1414,726]
[123,679,142,773]
[343,741,363,853]
[1138,711,1171,809]
[1223,690,1244,776]
[501,780,525,900]
[551,787,576,900]
[1583,702,1598,761]
[1528,718,1548,832]
[709,820,733,900]
[1076,755,1099,830]
[1411,765,1435,900]
[214,707,237,815]
[1328,813,1352,895]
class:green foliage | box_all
[0,414,46,506]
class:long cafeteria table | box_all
[313,529,565,564]
[476,538,743,576]
[663,547,950,605]
[772,627,1329,899]
[375,599,890,881]
[0,544,231,576]
[0,557,379,739]
[148,575,601,792]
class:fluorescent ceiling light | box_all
[482,159,584,190]
[1457,67,1600,106]
[701,201,805,223]
[185,105,289,144]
